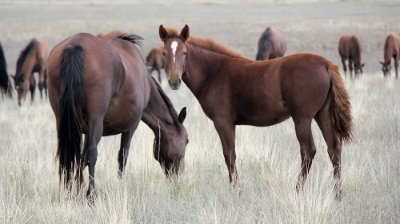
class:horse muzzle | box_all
[168,79,182,90]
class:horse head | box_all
[11,74,27,106]
[380,61,391,77]
[159,24,190,90]
[153,107,188,175]
[354,62,365,76]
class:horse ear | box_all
[178,107,187,123]
[180,24,190,42]
[362,63,365,67]
[159,25,169,43]
[379,61,385,65]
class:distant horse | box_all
[338,35,365,78]
[12,38,49,106]
[380,32,400,78]
[256,27,287,60]
[159,25,353,200]
[0,43,13,98]
[47,31,188,202]
[146,46,165,83]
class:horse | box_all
[380,32,400,78]
[256,27,287,60]
[0,43,13,98]
[159,25,353,200]
[47,31,189,202]
[145,46,166,83]
[338,35,365,78]
[12,38,49,106]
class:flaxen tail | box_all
[327,62,353,144]
[57,45,85,188]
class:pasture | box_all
[0,1,399,223]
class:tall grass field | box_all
[0,73,399,223]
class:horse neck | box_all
[16,52,36,84]
[141,77,177,135]
[183,44,227,98]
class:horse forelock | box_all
[187,35,244,58]
[150,75,182,133]
[15,39,37,80]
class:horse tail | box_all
[256,27,273,61]
[57,45,85,187]
[0,43,12,97]
[327,62,353,144]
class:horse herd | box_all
[0,24,397,203]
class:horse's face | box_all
[380,61,391,77]
[153,107,189,175]
[354,62,365,75]
[159,25,190,90]
[12,74,28,106]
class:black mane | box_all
[256,27,273,60]
[150,75,181,132]
[15,39,37,81]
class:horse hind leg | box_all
[85,117,104,204]
[293,117,316,195]
[394,56,399,79]
[30,75,36,103]
[314,92,342,200]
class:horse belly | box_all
[102,99,141,136]
[236,100,291,126]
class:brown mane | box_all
[164,27,243,58]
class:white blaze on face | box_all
[171,41,178,63]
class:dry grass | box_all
[0,73,400,223]
[0,2,399,223]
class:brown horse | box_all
[338,35,365,78]
[146,46,166,83]
[0,43,13,98]
[47,31,188,202]
[256,27,287,60]
[159,25,353,199]
[380,32,400,78]
[12,38,49,106]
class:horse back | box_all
[338,35,361,59]
[384,32,400,57]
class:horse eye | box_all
[162,52,166,56]
[183,52,187,56]
[186,139,189,144]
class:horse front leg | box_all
[394,56,399,79]
[341,57,347,77]
[213,118,238,187]
[38,68,47,99]
[29,75,36,103]
[118,121,139,178]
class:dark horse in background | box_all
[146,46,165,83]
[380,32,400,78]
[12,38,49,106]
[256,27,287,60]
[0,43,13,98]
[47,31,188,202]
[338,35,365,78]
[159,25,353,200]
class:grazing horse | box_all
[380,32,400,78]
[12,38,49,106]
[256,27,287,60]
[47,31,188,202]
[159,25,353,199]
[0,43,13,98]
[338,35,365,78]
[146,46,166,83]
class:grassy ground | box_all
[0,1,399,223]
